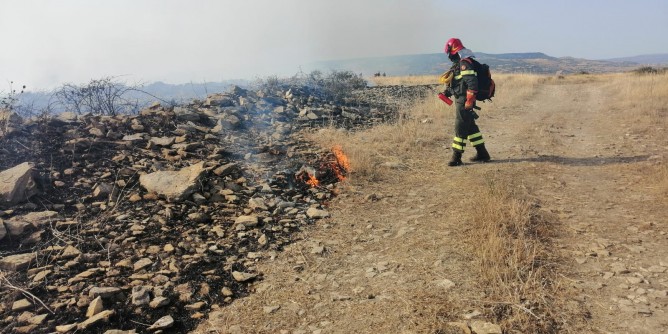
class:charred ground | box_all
[0,83,432,333]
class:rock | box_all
[174,107,201,122]
[185,301,206,311]
[4,219,30,236]
[188,212,210,223]
[213,163,239,177]
[89,127,105,138]
[447,322,472,334]
[89,287,122,299]
[228,85,247,96]
[55,324,77,333]
[133,258,153,271]
[235,215,259,228]
[150,136,175,147]
[131,286,151,306]
[0,219,5,240]
[139,162,206,201]
[310,246,325,255]
[148,315,174,331]
[248,198,268,210]
[60,245,82,259]
[122,133,146,142]
[86,296,104,317]
[306,207,330,219]
[221,287,234,296]
[263,305,280,314]
[57,111,78,122]
[12,299,32,312]
[32,270,52,283]
[9,211,59,229]
[27,313,48,325]
[192,193,206,204]
[206,93,235,107]
[149,296,170,309]
[14,325,37,333]
[0,162,38,208]
[463,310,482,320]
[93,183,115,199]
[0,252,36,271]
[470,321,502,334]
[232,271,257,282]
[77,309,115,330]
[104,330,137,334]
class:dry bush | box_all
[466,177,576,333]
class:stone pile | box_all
[0,83,429,333]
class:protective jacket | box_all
[448,55,484,153]
[450,57,478,98]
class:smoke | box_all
[0,0,499,90]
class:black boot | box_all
[448,150,463,167]
[470,144,491,162]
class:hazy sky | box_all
[1,0,667,90]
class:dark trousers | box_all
[451,98,484,153]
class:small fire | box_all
[295,146,350,188]
[331,145,350,181]
[305,173,320,187]
[296,166,320,188]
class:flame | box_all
[331,145,350,181]
[297,166,320,188]
[305,173,320,187]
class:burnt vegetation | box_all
[0,71,431,333]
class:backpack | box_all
[462,58,495,101]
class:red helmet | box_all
[444,38,464,55]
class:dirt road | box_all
[196,77,667,333]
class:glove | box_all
[439,71,453,85]
[465,89,477,110]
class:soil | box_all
[195,79,668,333]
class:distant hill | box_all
[605,53,668,65]
[309,52,645,76]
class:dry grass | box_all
[465,177,574,333]
[600,72,668,124]
[370,75,439,86]
[305,94,448,181]
[660,166,668,198]
[304,71,668,332]
[306,73,585,332]
[371,73,546,114]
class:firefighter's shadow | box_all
[494,154,651,166]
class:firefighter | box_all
[442,38,491,166]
